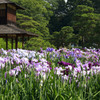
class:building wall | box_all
[0,4,17,25]
[7,4,16,24]
[7,11,16,23]
[0,4,6,24]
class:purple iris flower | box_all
[29,59,31,64]
[74,58,77,62]
[46,48,54,52]
[58,61,73,66]
[58,61,75,70]
[93,62,100,66]
[88,62,92,69]
[77,54,81,58]
[5,72,7,78]
[96,49,99,52]
[61,68,69,75]
[6,80,7,83]
[47,61,51,66]
[64,55,68,59]
[70,51,74,56]
[72,64,75,69]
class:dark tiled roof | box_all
[0,0,11,3]
[0,0,24,9]
[0,24,38,37]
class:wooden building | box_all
[0,0,38,50]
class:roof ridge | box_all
[0,0,24,9]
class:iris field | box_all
[0,48,100,100]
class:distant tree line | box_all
[0,0,99,50]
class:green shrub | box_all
[24,37,55,51]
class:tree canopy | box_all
[1,0,98,50]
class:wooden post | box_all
[22,35,24,48]
[11,38,13,49]
[15,35,18,50]
[6,35,8,50]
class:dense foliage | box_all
[24,37,55,51]
[51,26,74,48]
[0,48,100,99]
[0,0,100,49]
